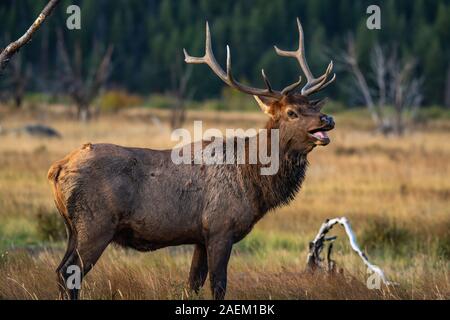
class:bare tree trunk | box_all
[445,63,450,108]
[169,62,193,129]
[393,107,404,136]
[342,37,422,136]
[342,36,384,129]
[77,103,91,122]
[57,30,113,122]
[170,98,187,129]
[10,55,29,109]
[40,25,49,91]
[15,97,22,108]
[349,64,384,127]
[307,217,394,285]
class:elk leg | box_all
[56,228,77,299]
[188,244,208,293]
[57,227,113,300]
[57,249,82,300]
[206,236,233,300]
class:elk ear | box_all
[310,98,327,111]
[254,95,276,118]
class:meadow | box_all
[0,104,448,299]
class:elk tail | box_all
[48,160,78,272]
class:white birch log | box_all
[307,217,394,285]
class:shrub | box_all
[436,226,450,260]
[360,218,411,256]
[221,86,255,111]
[418,106,450,120]
[98,90,143,113]
[36,207,66,242]
[321,100,346,113]
[145,94,176,109]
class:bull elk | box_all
[48,18,335,300]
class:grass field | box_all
[0,104,449,299]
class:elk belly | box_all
[175,304,209,318]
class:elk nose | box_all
[321,115,334,127]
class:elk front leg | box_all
[189,244,208,293]
[206,236,233,300]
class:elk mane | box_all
[239,116,309,215]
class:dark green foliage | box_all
[0,0,448,105]
[360,218,412,255]
[436,223,450,260]
[36,207,66,242]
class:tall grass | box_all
[0,105,448,299]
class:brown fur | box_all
[48,93,334,299]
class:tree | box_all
[0,0,447,107]
[341,35,423,135]
[8,53,31,108]
[57,30,113,121]
[169,59,194,129]
[0,0,60,73]
[446,65,450,109]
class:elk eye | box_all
[287,110,298,118]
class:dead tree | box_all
[445,63,450,109]
[307,217,394,286]
[57,30,113,121]
[0,34,31,108]
[340,35,423,135]
[8,53,31,108]
[169,59,194,129]
[0,0,60,73]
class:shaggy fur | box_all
[48,93,334,299]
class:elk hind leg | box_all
[188,244,208,293]
[57,222,114,300]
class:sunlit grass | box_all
[0,105,448,299]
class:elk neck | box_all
[239,118,309,216]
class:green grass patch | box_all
[234,230,305,256]
[0,217,39,251]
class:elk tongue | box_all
[312,131,329,140]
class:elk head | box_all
[184,18,335,153]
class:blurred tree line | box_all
[0,0,449,107]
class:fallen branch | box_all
[307,217,394,285]
[0,0,60,72]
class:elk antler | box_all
[184,20,333,99]
[275,18,336,96]
[184,22,297,99]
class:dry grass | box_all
[0,104,449,300]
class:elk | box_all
[48,18,335,300]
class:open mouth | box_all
[308,125,334,146]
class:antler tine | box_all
[281,76,303,96]
[274,18,314,82]
[274,17,335,96]
[183,22,228,82]
[261,69,273,93]
[184,22,282,99]
[303,62,336,96]
[226,46,280,97]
